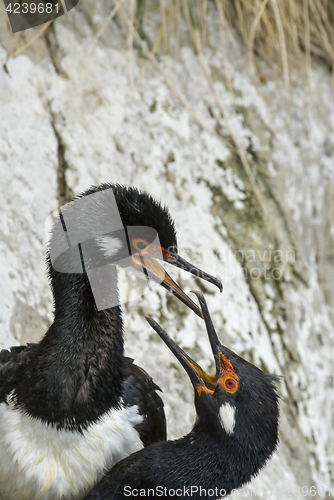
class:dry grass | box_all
[125,1,334,75]
[230,0,334,69]
[5,0,334,217]
[7,1,334,93]
[118,0,334,114]
[122,0,334,216]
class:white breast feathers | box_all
[0,399,143,500]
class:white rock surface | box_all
[0,2,333,499]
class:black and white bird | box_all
[0,184,222,500]
[84,291,280,500]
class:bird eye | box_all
[221,375,239,394]
[133,238,150,252]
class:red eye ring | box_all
[221,374,239,394]
[133,238,150,252]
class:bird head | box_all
[146,290,279,464]
[48,184,222,316]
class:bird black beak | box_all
[190,291,222,377]
[191,291,240,394]
[146,291,240,397]
[145,315,216,394]
[131,248,222,319]
[162,251,223,293]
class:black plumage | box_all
[122,358,166,446]
[84,292,279,500]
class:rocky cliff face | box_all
[0,1,333,499]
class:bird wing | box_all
[0,344,37,402]
[122,357,166,446]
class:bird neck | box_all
[99,422,268,498]
[14,262,125,430]
[175,425,267,494]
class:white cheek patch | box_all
[96,235,123,258]
[219,403,236,435]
